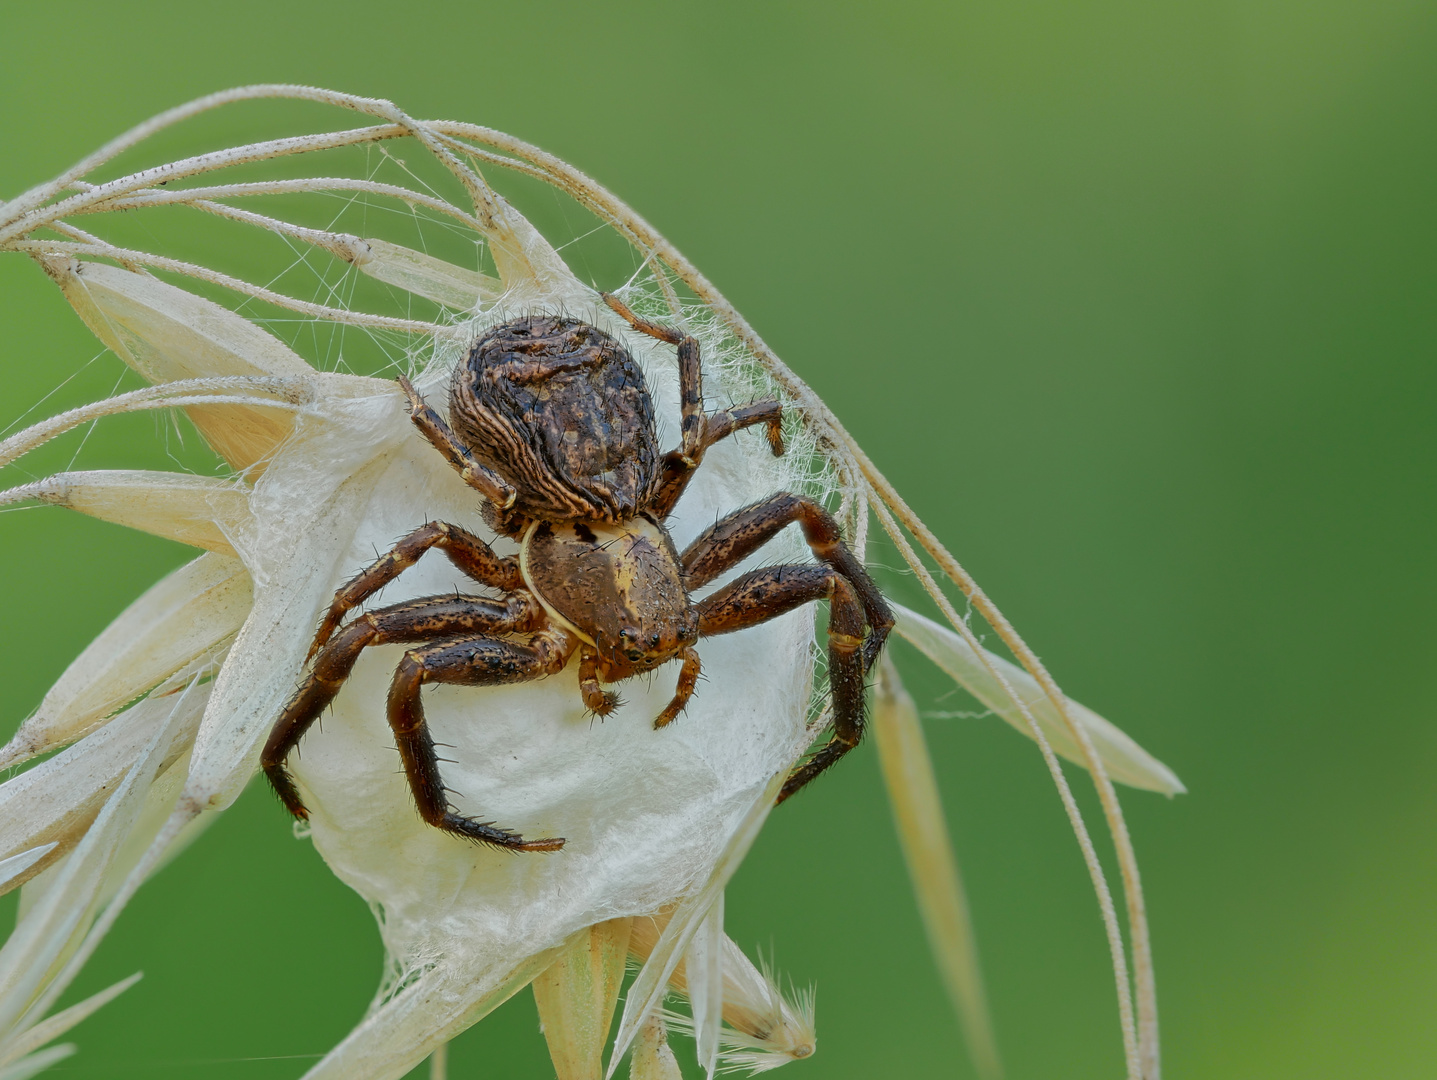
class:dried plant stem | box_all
[9,240,442,336]
[0,377,311,471]
[0,87,557,301]
[92,179,485,233]
[42,221,147,275]
[2,86,396,223]
[166,200,371,262]
[0,124,408,247]
[1,84,504,245]
[44,221,110,248]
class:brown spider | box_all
[261,294,893,851]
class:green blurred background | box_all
[2,1,1434,1077]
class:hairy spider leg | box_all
[653,646,702,729]
[601,292,706,459]
[579,641,698,729]
[696,566,868,802]
[263,595,540,820]
[309,520,524,659]
[701,400,786,457]
[678,493,895,801]
[388,629,577,851]
[600,292,784,518]
[577,647,621,716]
[681,492,893,670]
[651,400,785,519]
[599,291,685,346]
[397,374,517,513]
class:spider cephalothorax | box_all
[262,295,893,850]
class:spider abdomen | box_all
[450,315,662,522]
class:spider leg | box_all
[681,492,893,670]
[650,400,785,519]
[602,292,708,461]
[263,594,541,820]
[697,566,868,802]
[600,292,685,346]
[578,647,622,716]
[397,374,517,510]
[309,520,524,659]
[603,293,786,518]
[653,647,701,729]
[388,629,576,851]
[701,400,785,457]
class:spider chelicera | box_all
[261,294,893,851]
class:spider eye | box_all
[649,632,661,648]
[626,648,644,662]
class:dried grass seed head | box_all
[0,85,1180,1080]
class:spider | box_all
[261,294,893,851]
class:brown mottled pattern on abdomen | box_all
[450,315,662,521]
